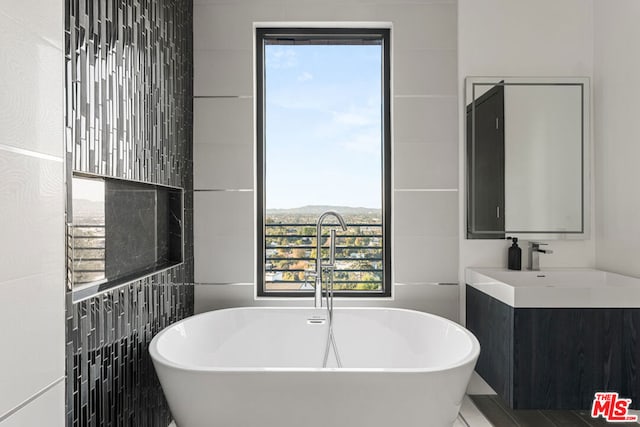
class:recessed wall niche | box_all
[69,174,183,298]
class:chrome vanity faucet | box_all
[314,211,347,308]
[528,242,553,271]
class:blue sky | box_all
[264,44,382,209]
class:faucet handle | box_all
[302,269,318,291]
[529,241,553,254]
[528,241,548,248]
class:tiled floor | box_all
[168,395,639,426]
[469,395,640,427]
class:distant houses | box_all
[265,271,283,282]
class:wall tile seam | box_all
[192,94,457,100]
[193,1,457,5]
[394,140,458,145]
[194,95,254,99]
[394,188,459,191]
[0,376,65,423]
[0,144,64,162]
[192,46,456,55]
[394,94,457,99]
[194,189,458,193]
[395,91,458,97]
[393,47,457,51]
[194,93,254,97]
[192,47,457,54]
[193,48,252,53]
[191,188,460,195]
[193,1,456,4]
[193,141,254,146]
[194,188,254,191]
[193,91,455,99]
[193,42,458,49]
[0,271,65,288]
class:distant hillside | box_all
[73,199,104,220]
[267,205,380,216]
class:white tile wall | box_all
[394,96,458,142]
[194,143,254,189]
[395,191,458,237]
[193,0,460,318]
[594,0,640,278]
[0,273,65,419]
[458,0,593,77]
[0,381,64,427]
[194,50,254,96]
[279,3,377,21]
[394,49,457,96]
[195,191,254,236]
[196,236,256,283]
[394,235,458,283]
[194,98,254,147]
[394,142,458,189]
[0,151,64,283]
[194,97,255,189]
[0,0,63,50]
[394,191,458,283]
[195,283,460,321]
[194,3,284,51]
[0,1,64,424]
[379,3,457,50]
[0,12,63,157]
[194,191,255,283]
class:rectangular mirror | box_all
[465,77,590,239]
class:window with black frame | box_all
[256,28,391,297]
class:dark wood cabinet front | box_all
[466,285,640,410]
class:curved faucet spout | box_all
[315,211,347,308]
[316,210,348,232]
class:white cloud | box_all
[342,131,381,155]
[332,111,372,126]
[297,72,313,82]
[266,47,298,69]
[331,105,379,127]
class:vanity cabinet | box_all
[466,285,640,410]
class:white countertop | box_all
[465,267,640,308]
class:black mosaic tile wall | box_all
[64,0,194,426]
[65,0,193,187]
[66,270,194,426]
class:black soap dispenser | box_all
[507,237,522,270]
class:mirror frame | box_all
[464,76,591,240]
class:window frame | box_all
[256,27,392,298]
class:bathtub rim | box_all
[149,306,480,374]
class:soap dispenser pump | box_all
[507,237,522,270]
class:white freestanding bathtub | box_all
[150,307,480,427]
